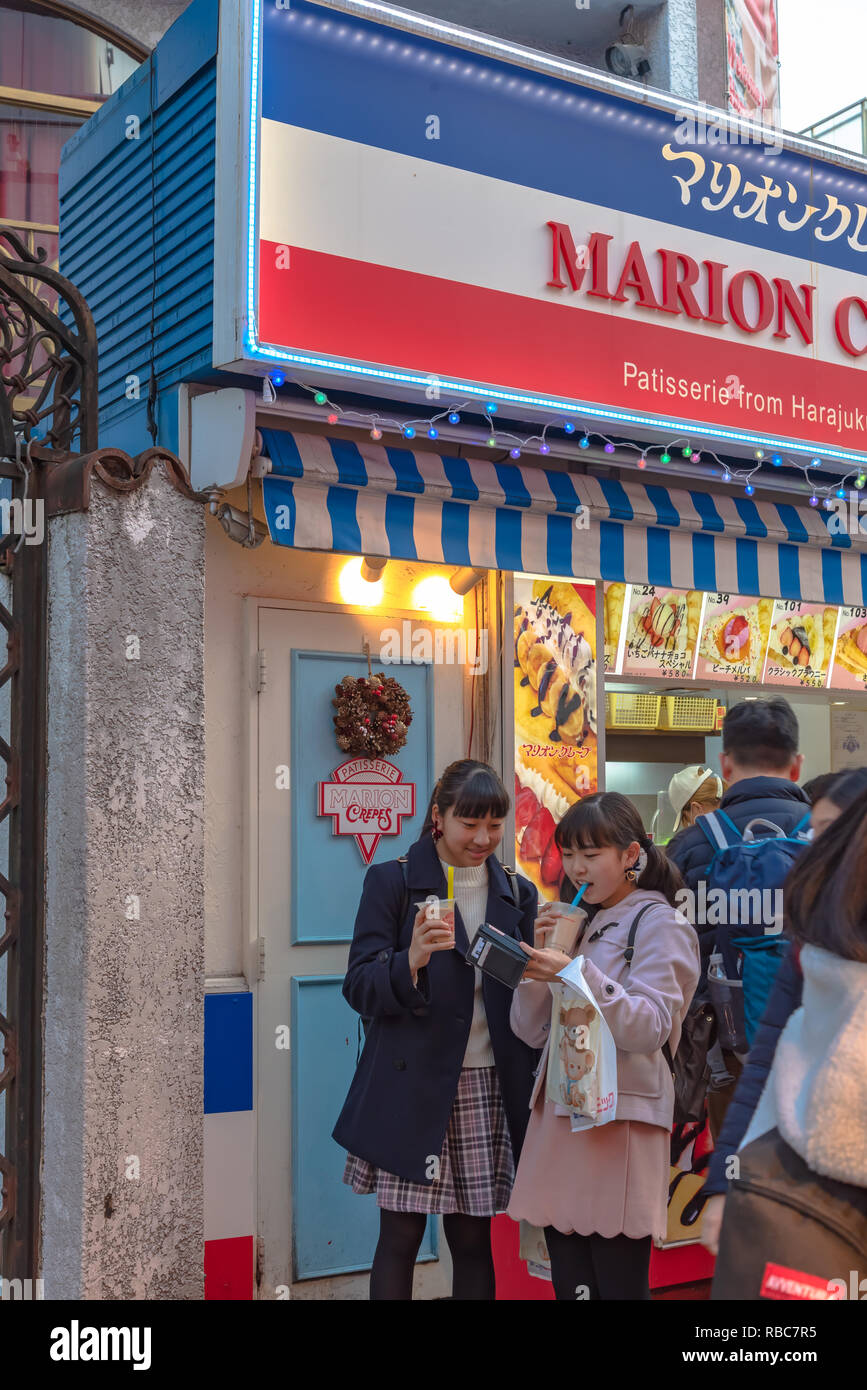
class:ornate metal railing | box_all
[0,226,97,457]
[0,227,98,1284]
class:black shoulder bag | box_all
[621,904,722,1126]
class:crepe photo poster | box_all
[829,605,867,691]
[514,577,599,902]
[620,584,704,680]
[762,600,837,690]
[693,592,773,684]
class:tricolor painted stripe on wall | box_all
[204,992,255,1300]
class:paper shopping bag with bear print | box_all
[545,955,618,1131]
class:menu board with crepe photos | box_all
[828,606,867,691]
[514,576,599,903]
[621,584,704,680]
[693,592,773,684]
[762,600,838,690]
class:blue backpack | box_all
[696,809,811,1045]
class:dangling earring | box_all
[431,821,443,842]
[625,847,648,881]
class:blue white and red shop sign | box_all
[212,0,867,464]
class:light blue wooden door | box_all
[289,649,437,1279]
[290,650,433,944]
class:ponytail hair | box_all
[554,791,684,907]
[418,759,510,840]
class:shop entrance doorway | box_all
[253,600,466,1297]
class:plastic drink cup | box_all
[546,902,588,954]
[417,896,457,941]
[536,883,589,953]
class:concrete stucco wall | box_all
[62,0,189,53]
[696,0,727,109]
[653,0,699,102]
[43,468,205,1299]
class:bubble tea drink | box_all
[537,883,589,954]
[416,867,457,946]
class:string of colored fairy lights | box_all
[265,373,867,511]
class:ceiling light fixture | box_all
[449,567,486,596]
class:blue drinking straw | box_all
[571,883,588,907]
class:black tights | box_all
[544,1226,652,1300]
[369,1209,495,1300]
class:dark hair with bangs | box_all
[784,784,867,962]
[554,791,683,907]
[801,771,840,805]
[825,766,867,812]
[418,759,510,839]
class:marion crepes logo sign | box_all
[318,758,416,864]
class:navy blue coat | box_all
[703,947,803,1196]
[666,776,811,985]
[333,834,540,1184]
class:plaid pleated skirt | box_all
[343,1066,515,1216]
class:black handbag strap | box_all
[619,902,676,1074]
[623,903,657,963]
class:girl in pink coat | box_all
[508,792,700,1300]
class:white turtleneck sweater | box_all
[450,862,495,1068]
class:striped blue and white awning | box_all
[261,430,867,605]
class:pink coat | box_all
[511,888,700,1129]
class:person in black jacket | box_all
[666,697,808,987]
[666,697,809,1137]
[333,759,539,1300]
[700,763,867,1255]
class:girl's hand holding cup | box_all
[526,886,589,976]
[534,905,563,949]
[408,900,454,982]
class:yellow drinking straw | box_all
[447,865,454,899]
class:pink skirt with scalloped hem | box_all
[507,1091,669,1240]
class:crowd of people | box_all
[332,697,867,1301]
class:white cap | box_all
[668,765,723,831]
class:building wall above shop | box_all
[60,0,190,53]
[413,0,704,100]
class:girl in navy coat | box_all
[333,760,539,1300]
